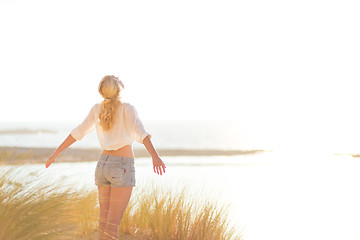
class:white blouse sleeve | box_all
[70,104,96,141]
[126,104,151,144]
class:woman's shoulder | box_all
[93,102,102,110]
[89,102,103,114]
[93,101,135,112]
[121,102,135,109]
[92,102,133,108]
[121,102,138,116]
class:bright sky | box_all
[1,0,359,153]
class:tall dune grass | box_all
[118,184,241,240]
[0,164,242,240]
[0,167,82,240]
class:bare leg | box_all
[104,186,133,240]
[97,185,111,240]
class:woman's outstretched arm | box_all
[45,134,77,168]
[143,135,166,175]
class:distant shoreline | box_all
[336,153,360,158]
[0,128,57,134]
[0,146,266,164]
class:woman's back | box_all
[70,101,151,153]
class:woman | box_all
[45,75,166,240]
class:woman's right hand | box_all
[152,155,166,175]
[45,153,57,168]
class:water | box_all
[2,152,360,240]
[1,121,360,239]
[0,120,267,150]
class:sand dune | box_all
[0,146,264,164]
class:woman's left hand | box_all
[152,155,166,175]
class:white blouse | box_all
[70,102,151,150]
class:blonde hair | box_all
[98,75,124,130]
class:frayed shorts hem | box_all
[95,183,136,188]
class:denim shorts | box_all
[95,154,136,187]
